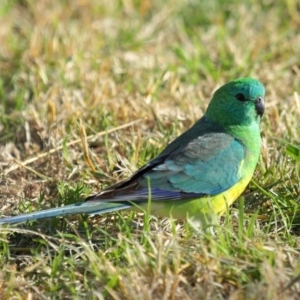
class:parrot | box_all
[0,78,265,226]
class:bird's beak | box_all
[255,97,265,117]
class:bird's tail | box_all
[0,201,131,224]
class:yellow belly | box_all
[145,174,252,222]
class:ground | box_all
[0,0,300,299]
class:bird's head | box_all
[205,78,265,127]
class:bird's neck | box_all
[226,122,261,162]
[225,121,260,142]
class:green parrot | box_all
[0,78,265,226]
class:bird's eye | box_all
[235,93,246,101]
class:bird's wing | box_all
[86,132,245,202]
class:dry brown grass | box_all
[0,0,300,299]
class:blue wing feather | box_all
[136,132,245,199]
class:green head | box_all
[205,78,265,127]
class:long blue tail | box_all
[0,201,131,224]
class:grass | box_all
[0,0,300,298]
